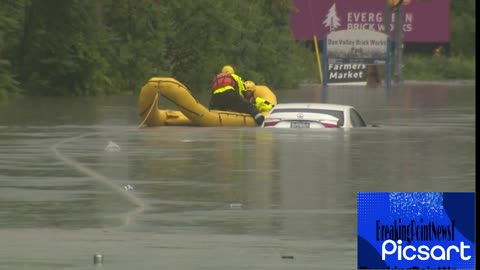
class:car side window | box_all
[350,109,366,127]
[337,116,344,127]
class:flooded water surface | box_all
[0,82,475,269]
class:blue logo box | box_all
[357,192,475,269]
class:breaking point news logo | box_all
[357,192,475,269]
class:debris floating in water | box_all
[105,141,120,152]
[93,253,104,264]
[124,184,134,191]
[281,255,294,259]
[230,203,242,209]
[181,139,193,142]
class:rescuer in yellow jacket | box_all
[209,65,264,125]
[243,80,274,112]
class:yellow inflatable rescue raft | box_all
[138,77,277,127]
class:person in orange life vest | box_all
[209,65,264,125]
[243,80,274,113]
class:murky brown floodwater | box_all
[0,81,475,269]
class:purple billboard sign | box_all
[290,0,450,42]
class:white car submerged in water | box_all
[262,103,367,128]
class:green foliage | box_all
[235,0,316,89]
[18,0,112,96]
[164,0,225,91]
[102,0,172,93]
[0,0,475,98]
[0,0,24,99]
[0,59,20,96]
[393,0,475,81]
[403,54,475,80]
[450,0,475,56]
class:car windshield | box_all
[271,108,344,123]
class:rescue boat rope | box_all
[51,132,146,227]
[137,92,159,128]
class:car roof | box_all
[272,103,354,111]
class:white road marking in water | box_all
[50,132,145,227]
